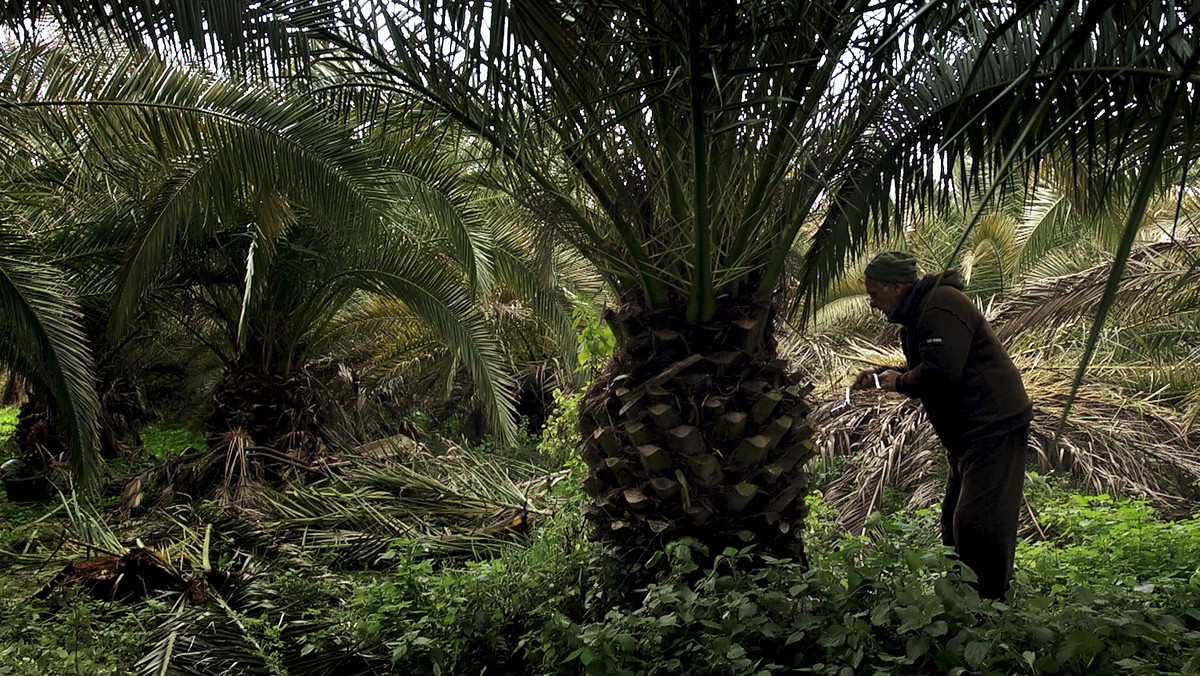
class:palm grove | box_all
[1,0,1198,578]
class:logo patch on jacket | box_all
[923,337,944,345]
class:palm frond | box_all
[216,436,568,567]
[343,249,517,443]
[811,362,1200,536]
[133,603,274,676]
[1,0,327,78]
[993,240,1200,341]
[0,228,100,490]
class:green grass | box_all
[0,407,18,460]
[0,407,17,438]
[139,423,206,461]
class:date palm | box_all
[0,45,540,475]
[5,1,1199,560]
[316,1,1200,562]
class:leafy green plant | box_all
[571,302,613,375]
[0,592,151,675]
[273,489,1200,675]
[1019,475,1200,605]
[346,505,598,675]
[523,502,1200,675]
[536,389,583,472]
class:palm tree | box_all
[0,45,546,477]
[4,1,1198,560]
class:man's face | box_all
[865,277,905,315]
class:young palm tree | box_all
[0,45,534,470]
[5,1,1198,560]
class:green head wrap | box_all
[864,251,918,284]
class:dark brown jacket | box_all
[889,272,1032,449]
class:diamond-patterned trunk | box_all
[205,364,324,458]
[578,297,814,563]
[13,400,66,474]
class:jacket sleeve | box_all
[894,304,973,398]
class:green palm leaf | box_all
[1,44,540,440]
[338,249,517,442]
[0,229,100,491]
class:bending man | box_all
[854,251,1032,600]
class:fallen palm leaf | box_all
[205,434,570,567]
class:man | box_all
[854,251,1032,600]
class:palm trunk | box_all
[1,370,23,406]
[578,295,814,564]
[205,363,324,458]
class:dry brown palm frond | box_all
[810,357,1200,537]
[1024,368,1200,514]
[994,241,1200,342]
[811,388,945,536]
[114,427,328,519]
[214,428,257,506]
[782,330,904,391]
[114,445,212,520]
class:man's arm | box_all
[893,305,973,397]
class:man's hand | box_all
[853,368,902,391]
[851,368,877,390]
[876,369,901,391]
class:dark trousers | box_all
[941,424,1028,600]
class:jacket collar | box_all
[887,271,961,324]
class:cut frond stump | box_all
[638,445,671,474]
[579,300,813,567]
[38,548,182,602]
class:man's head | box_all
[864,251,918,315]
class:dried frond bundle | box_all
[810,358,1200,537]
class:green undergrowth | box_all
[103,421,205,475]
[139,422,206,461]
[0,589,148,675]
[2,428,1198,674]
[329,489,1200,676]
[252,476,1200,675]
[0,406,18,461]
[0,406,17,444]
